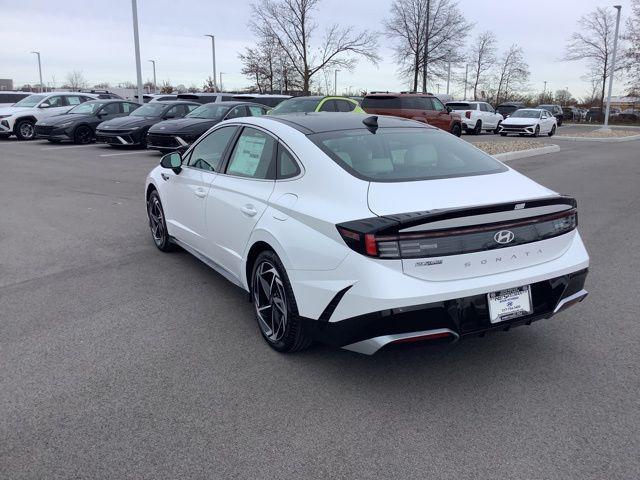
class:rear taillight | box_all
[337,208,577,260]
[465,111,471,119]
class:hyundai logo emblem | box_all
[494,230,515,244]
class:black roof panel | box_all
[265,112,433,134]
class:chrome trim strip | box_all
[342,328,459,355]
[553,289,588,314]
[170,237,246,290]
[116,136,130,145]
[174,136,188,146]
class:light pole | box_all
[130,0,144,104]
[148,60,157,94]
[446,56,452,95]
[603,5,622,130]
[31,51,43,92]
[334,70,340,96]
[219,72,226,92]
[463,64,468,100]
[204,34,218,92]
[543,81,547,98]
[348,85,354,96]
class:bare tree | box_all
[554,89,575,106]
[239,38,301,93]
[622,0,640,94]
[493,44,529,104]
[467,31,497,100]
[563,7,619,107]
[160,80,173,94]
[580,75,603,106]
[203,76,216,92]
[249,0,380,94]
[385,0,470,92]
[65,70,88,90]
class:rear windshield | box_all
[309,128,507,182]
[497,105,518,113]
[361,97,401,109]
[447,102,471,110]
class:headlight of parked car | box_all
[57,121,73,128]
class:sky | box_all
[0,0,635,98]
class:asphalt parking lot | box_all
[1,136,639,479]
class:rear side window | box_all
[309,128,507,182]
[319,100,337,112]
[400,97,424,109]
[361,96,401,109]
[226,127,276,180]
[277,144,301,179]
[248,105,266,116]
[66,96,83,105]
[335,100,355,112]
[122,102,138,113]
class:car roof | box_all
[262,112,432,134]
[195,101,265,107]
[84,99,132,104]
[154,100,200,105]
[365,92,435,98]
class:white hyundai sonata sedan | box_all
[145,113,589,354]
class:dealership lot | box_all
[1,138,639,479]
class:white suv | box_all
[446,101,504,135]
[0,92,97,140]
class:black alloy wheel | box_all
[251,250,312,353]
[74,126,94,144]
[147,191,173,251]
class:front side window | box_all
[122,102,138,114]
[310,127,507,182]
[226,127,276,180]
[45,96,66,108]
[225,106,247,119]
[187,126,237,172]
[247,105,266,116]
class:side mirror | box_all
[39,102,51,109]
[163,113,176,119]
[446,106,452,113]
[160,152,183,174]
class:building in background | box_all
[0,79,14,90]
[610,96,640,110]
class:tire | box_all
[500,132,507,137]
[450,123,461,137]
[251,250,312,353]
[557,117,563,127]
[146,190,174,252]
[473,120,482,135]
[494,121,502,134]
[14,119,36,140]
[73,125,93,144]
[548,124,556,137]
[533,125,540,137]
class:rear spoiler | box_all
[337,196,577,236]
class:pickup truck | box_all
[446,101,504,135]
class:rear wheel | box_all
[251,250,312,353]
[493,121,502,134]
[450,123,461,137]
[74,125,93,144]
[15,119,36,140]
[548,124,556,137]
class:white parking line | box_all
[99,151,148,157]
[40,144,103,151]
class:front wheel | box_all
[450,123,461,137]
[147,190,174,252]
[74,125,94,144]
[548,124,556,137]
[532,125,540,137]
[15,119,36,140]
[252,250,312,353]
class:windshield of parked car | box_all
[186,103,229,119]
[510,110,541,118]
[67,101,102,114]
[447,103,471,110]
[310,127,507,182]
[269,98,321,114]
[130,103,166,117]
[13,94,47,107]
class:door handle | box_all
[161,173,170,181]
[194,188,207,198]
[241,204,257,217]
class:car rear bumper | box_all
[302,269,588,353]
[290,231,589,353]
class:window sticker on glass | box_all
[228,134,267,177]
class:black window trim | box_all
[276,142,303,181]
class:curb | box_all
[494,144,560,162]
[555,134,640,143]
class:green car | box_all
[269,96,365,115]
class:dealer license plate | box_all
[487,285,532,323]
